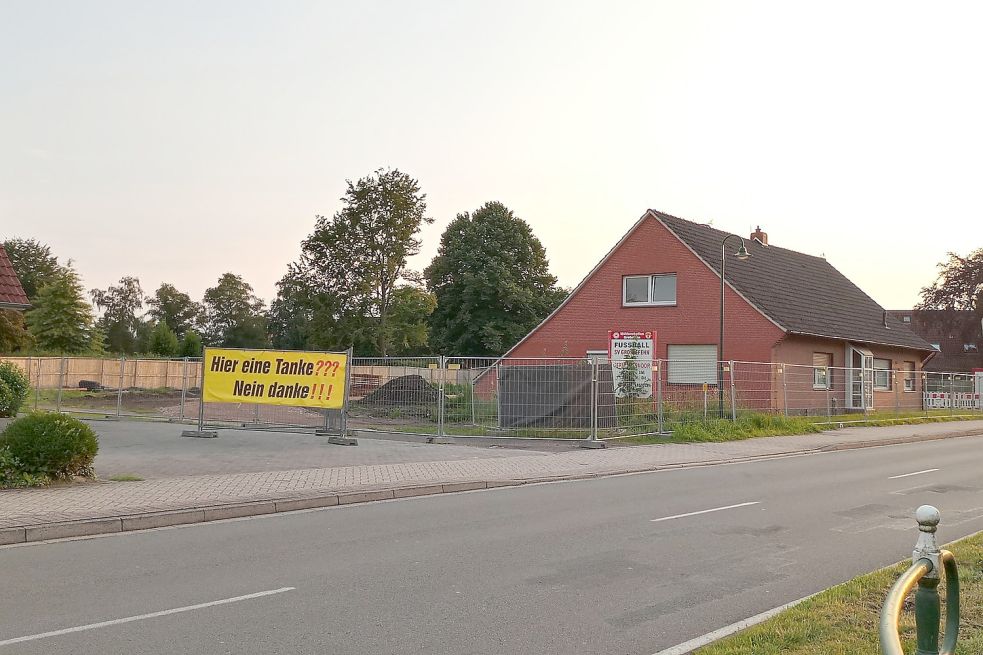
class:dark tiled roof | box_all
[654,211,934,352]
[887,310,983,371]
[0,245,30,308]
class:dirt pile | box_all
[359,375,438,405]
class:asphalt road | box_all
[2,436,983,654]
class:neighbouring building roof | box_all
[887,309,983,371]
[653,211,934,352]
[0,245,30,309]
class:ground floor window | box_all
[873,357,892,390]
[903,361,916,391]
[812,352,832,389]
[667,344,716,385]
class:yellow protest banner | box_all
[202,348,348,409]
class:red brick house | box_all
[501,210,936,413]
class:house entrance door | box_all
[848,345,873,410]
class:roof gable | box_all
[653,211,933,352]
[0,245,30,309]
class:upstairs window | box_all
[623,274,677,307]
[902,315,911,323]
[965,343,979,353]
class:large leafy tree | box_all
[148,321,180,357]
[271,168,432,355]
[91,276,145,353]
[918,247,983,337]
[202,273,269,348]
[424,201,568,356]
[2,238,61,301]
[146,283,201,337]
[0,310,31,353]
[385,285,436,356]
[25,266,97,353]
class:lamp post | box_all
[718,235,751,418]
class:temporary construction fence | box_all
[5,355,983,438]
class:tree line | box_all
[1,168,569,358]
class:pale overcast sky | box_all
[2,1,980,310]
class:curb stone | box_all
[5,427,983,545]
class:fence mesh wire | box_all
[7,355,982,437]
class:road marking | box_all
[651,502,760,523]
[650,592,816,655]
[0,587,295,647]
[888,468,940,479]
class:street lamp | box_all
[718,235,750,418]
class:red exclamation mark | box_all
[326,384,333,399]
[318,384,324,400]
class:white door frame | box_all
[846,343,874,410]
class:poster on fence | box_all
[202,348,348,409]
[608,331,655,399]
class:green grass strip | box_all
[695,532,983,654]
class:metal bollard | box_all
[880,505,960,655]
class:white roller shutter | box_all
[667,345,717,385]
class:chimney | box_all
[751,226,768,245]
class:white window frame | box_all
[903,361,916,392]
[873,357,892,391]
[586,350,607,364]
[812,353,832,390]
[622,274,677,307]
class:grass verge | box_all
[623,412,982,445]
[693,531,983,654]
[107,474,144,482]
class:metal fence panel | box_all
[7,354,983,435]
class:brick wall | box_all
[772,335,927,412]
[508,215,785,361]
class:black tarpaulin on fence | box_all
[497,363,617,429]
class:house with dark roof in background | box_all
[888,310,983,373]
[0,245,30,311]
[502,210,938,413]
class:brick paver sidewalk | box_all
[2,421,982,533]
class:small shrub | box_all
[1,413,99,479]
[0,361,30,417]
[0,445,49,488]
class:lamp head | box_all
[735,242,750,261]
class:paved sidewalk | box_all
[2,420,982,542]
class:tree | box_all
[918,248,983,338]
[25,266,96,353]
[304,168,431,356]
[0,310,31,353]
[148,322,179,357]
[268,263,376,353]
[179,330,203,358]
[385,285,437,356]
[202,273,269,348]
[271,168,432,355]
[146,283,201,337]
[2,238,61,301]
[424,201,568,356]
[91,276,145,353]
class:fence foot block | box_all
[327,435,358,446]
[181,429,219,438]
[427,436,455,444]
[579,440,607,449]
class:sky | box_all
[2,1,981,311]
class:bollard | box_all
[880,505,959,655]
